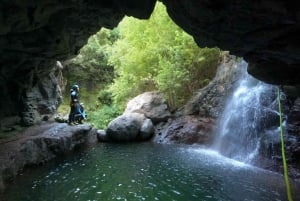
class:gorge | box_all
[0,0,300,200]
[1,58,300,200]
[0,0,299,126]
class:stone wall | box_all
[0,0,156,125]
[0,0,299,126]
[0,0,299,183]
[161,0,300,86]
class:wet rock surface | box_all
[101,92,168,142]
[285,98,300,181]
[161,0,300,86]
[184,54,243,118]
[153,116,215,145]
[1,0,299,126]
[125,92,171,124]
[0,0,299,189]
[106,113,154,142]
[0,122,97,192]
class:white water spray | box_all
[212,61,279,164]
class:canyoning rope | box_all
[277,87,293,201]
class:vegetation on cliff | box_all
[60,2,221,128]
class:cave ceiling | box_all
[0,0,299,119]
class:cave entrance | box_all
[58,2,222,129]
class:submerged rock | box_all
[97,129,109,142]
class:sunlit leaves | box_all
[108,2,221,108]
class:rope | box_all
[277,87,293,201]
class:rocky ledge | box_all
[0,122,97,192]
[1,0,299,130]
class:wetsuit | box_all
[68,89,80,124]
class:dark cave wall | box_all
[0,0,156,124]
[0,0,299,125]
[161,0,300,86]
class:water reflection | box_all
[2,143,299,201]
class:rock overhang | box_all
[161,0,300,86]
[0,0,299,122]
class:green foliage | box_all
[87,105,123,129]
[60,2,221,128]
[63,28,118,94]
[108,2,221,109]
[59,28,120,128]
[97,87,113,106]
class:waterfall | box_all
[212,61,280,164]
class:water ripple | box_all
[2,143,299,201]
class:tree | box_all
[108,2,221,108]
[62,28,119,107]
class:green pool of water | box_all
[2,143,299,201]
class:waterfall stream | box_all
[212,61,280,164]
[2,60,299,201]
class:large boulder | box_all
[101,91,169,143]
[106,113,154,142]
[153,116,215,145]
[0,122,97,192]
[1,0,300,128]
[138,118,155,141]
[125,91,171,123]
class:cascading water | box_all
[2,59,299,201]
[212,61,280,164]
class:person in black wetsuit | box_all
[68,84,80,125]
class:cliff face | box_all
[0,0,299,127]
[153,56,300,181]
[0,0,156,125]
[161,0,300,86]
